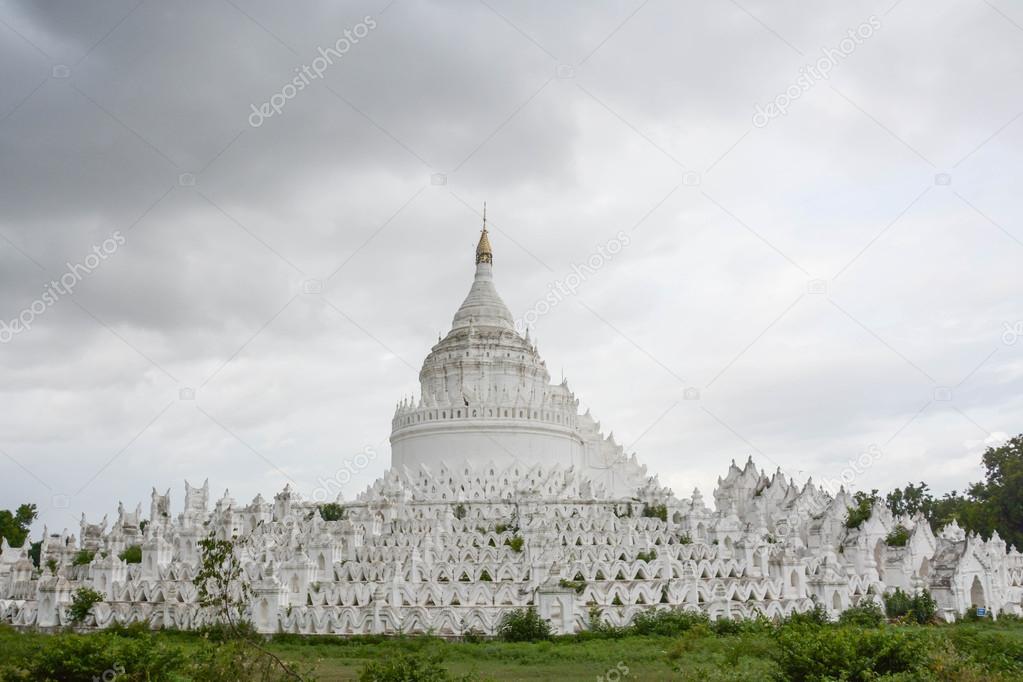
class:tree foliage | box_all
[72,549,95,566]
[845,490,879,529]
[642,503,668,522]
[316,503,345,522]
[884,588,937,624]
[119,544,143,563]
[68,586,104,624]
[884,525,911,547]
[0,503,36,548]
[497,607,552,642]
[194,533,249,625]
[193,532,305,680]
[887,434,1023,549]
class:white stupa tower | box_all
[389,212,652,496]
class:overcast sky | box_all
[2,0,1021,538]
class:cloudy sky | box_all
[2,0,1021,537]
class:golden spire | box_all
[475,202,493,264]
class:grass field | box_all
[2,614,1023,681]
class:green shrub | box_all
[24,631,186,681]
[68,587,104,624]
[678,533,693,544]
[781,602,830,626]
[317,503,345,521]
[497,607,551,642]
[505,535,524,553]
[885,588,913,619]
[911,590,938,624]
[709,615,773,637]
[838,600,885,627]
[106,620,152,638]
[357,650,456,681]
[195,620,259,642]
[642,503,668,522]
[885,525,911,547]
[583,606,625,638]
[72,549,95,567]
[885,588,937,624]
[773,624,929,680]
[118,545,142,563]
[845,490,879,529]
[631,608,709,636]
[635,549,656,562]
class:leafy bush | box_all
[678,533,693,544]
[845,490,879,529]
[106,620,152,638]
[642,503,668,522]
[195,620,259,643]
[773,624,929,681]
[22,631,186,681]
[72,549,95,566]
[505,535,524,553]
[631,608,709,636]
[317,503,345,521]
[68,587,104,624]
[559,578,586,594]
[781,602,831,627]
[635,549,656,562]
[119,544,142,563]
[885,525,911,547]
[497,607,551,642]
[838,600,885,627]
[358,650,453,681]
[885,588,937,624]
[709,615,773,637]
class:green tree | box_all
[886,482,931,517]
[193,532,304,680]
[965,434,1023,549]
[845,490,879,529]
[68,586,104,624]
[0,503,37,548]
[29,540,42,567]
[890,434,1023,546]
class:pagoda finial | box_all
[475,203,493,264]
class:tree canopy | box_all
[0,504,36,548]
[886,434,1023,549]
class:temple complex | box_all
[1,221,1020,634]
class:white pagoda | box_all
[1,221,1020,634]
